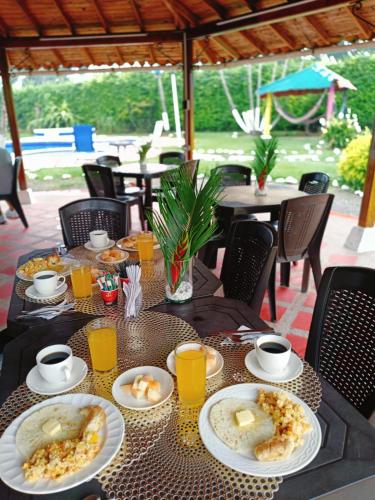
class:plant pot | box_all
[165,258,193,304]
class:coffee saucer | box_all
[84,239,115,252]
[25,283,68,301]
[245,350,303,383]
[26,357,88,396]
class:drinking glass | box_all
[70,261,92,299]
[175,341,206,407]
[87,317,117,372]
[137,231,154,262]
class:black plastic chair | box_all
[211,164,252,186]
[159,151,185,165]
[305,266,375,419]
[299,172,330,194]
[0,150,28,228]
[59,197,130,249]
[221,220,277,314]
[82,164,144,230]
[152,159,200,203]
[268,193,334,321]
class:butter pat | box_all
[42,418,61,436]
[235,409,255,427]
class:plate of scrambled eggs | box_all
[0,393,124,494]
[16,254,79,281]
[199,383,321,477]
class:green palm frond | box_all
[252,136,279,178]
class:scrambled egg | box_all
[22,406,105,482]
[19,254,63,279]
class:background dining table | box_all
[0,251,375,499]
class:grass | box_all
[25,132,339,191]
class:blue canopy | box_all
[258,64,356,97]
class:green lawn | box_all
[26,132,339,191]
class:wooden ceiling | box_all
[0,0,374,71]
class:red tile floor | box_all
[1,191,375,358]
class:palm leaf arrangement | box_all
[146,166,221,296]
[252,136,278,190]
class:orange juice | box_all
[70,265,92,299]
[137,232,154,262]
[175,342,206,407]
[87,322,117,372]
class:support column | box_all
[0,48,27,192]
[182,33,194,161]
[345,118,375,252]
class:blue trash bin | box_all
[73,124,95,152]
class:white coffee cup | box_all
[33,270,66,297]
[36,344,73,384]
[89,230,109,248]
[255,335,291,374]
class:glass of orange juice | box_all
[86,317,117,372]
[175,341,206,407]
[70,261,92,299]
[137,231,154,262]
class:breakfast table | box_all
[0,249,375,499]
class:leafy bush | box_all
[320,110,361,149]
[338,132,371,190]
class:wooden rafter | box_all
[346,6,373,39]
[14,0,41,35]
[0,16,9,37]
[162,0,185,29]
[304,15,330,44]
[269,24,294,49]
[84,48,95,65]
[51,0,75,34]
[240,30,267,53]
[197,39,217,63]
[213,35,240,59]
[201,0,226,19]
[53,49,64,66]
[242,0,258,11]
[91,0,110,33]
[162,0,198,27]
[149,45,156,64]
[128,0,144,32]
[115,46,123,63]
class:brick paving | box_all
[1,190,375,358]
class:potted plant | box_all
[252,136,278,196]
[138,141,152,166]
[147,167,221,303]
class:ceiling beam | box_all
[53,49,64,66]
[3,32,183,49]
[91,0,110,33]
[162,0,185,29]
[149,45,156,64]
[346,6,373,39]
[269,24,295,49]
[163,0,199,27]
[128,0,144,32]
[213,35,241,59]
[0,15,9,37]
[239,30,267,53]
[84,47,95,65]
[188,0,351,39]
[201,0,227,20]
[114,46,124,62]
[304,15,330,44]
[51,0,75,34]
[14,0,41,36]
[197,39,218,63]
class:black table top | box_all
[112,162,178,179]
[1,255,375,499]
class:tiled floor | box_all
[1,191,375,359]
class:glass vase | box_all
[255,178,267,196]
[165,258,193,304]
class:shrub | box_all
[320,110,361,149]
[338,132,371,190]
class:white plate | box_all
[26,357,88,396]
[0,393,125,495]
[95,250,129,265]
[25,283,68,301]
[84,239,115,252]
[166,347,224,379]
[16,257,79,282]
[245,350,303,383]
[199,383,321,477]
[112,366,174,411]
[116,236,160,252]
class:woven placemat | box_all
[15,280,67,305]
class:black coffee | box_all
[41,352,69,364]
[260,342,287,354]
[36,274,54,280]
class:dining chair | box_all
[159,151,185,165]
[299,172,330,194]
[152,159,200,204]
[268,193,334,321]
[305,266,375,419]
[220,220,277,314]
[82,164,145,230]
[59,197,130,249]
[0,150,28,228]
[211,164,252,186]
